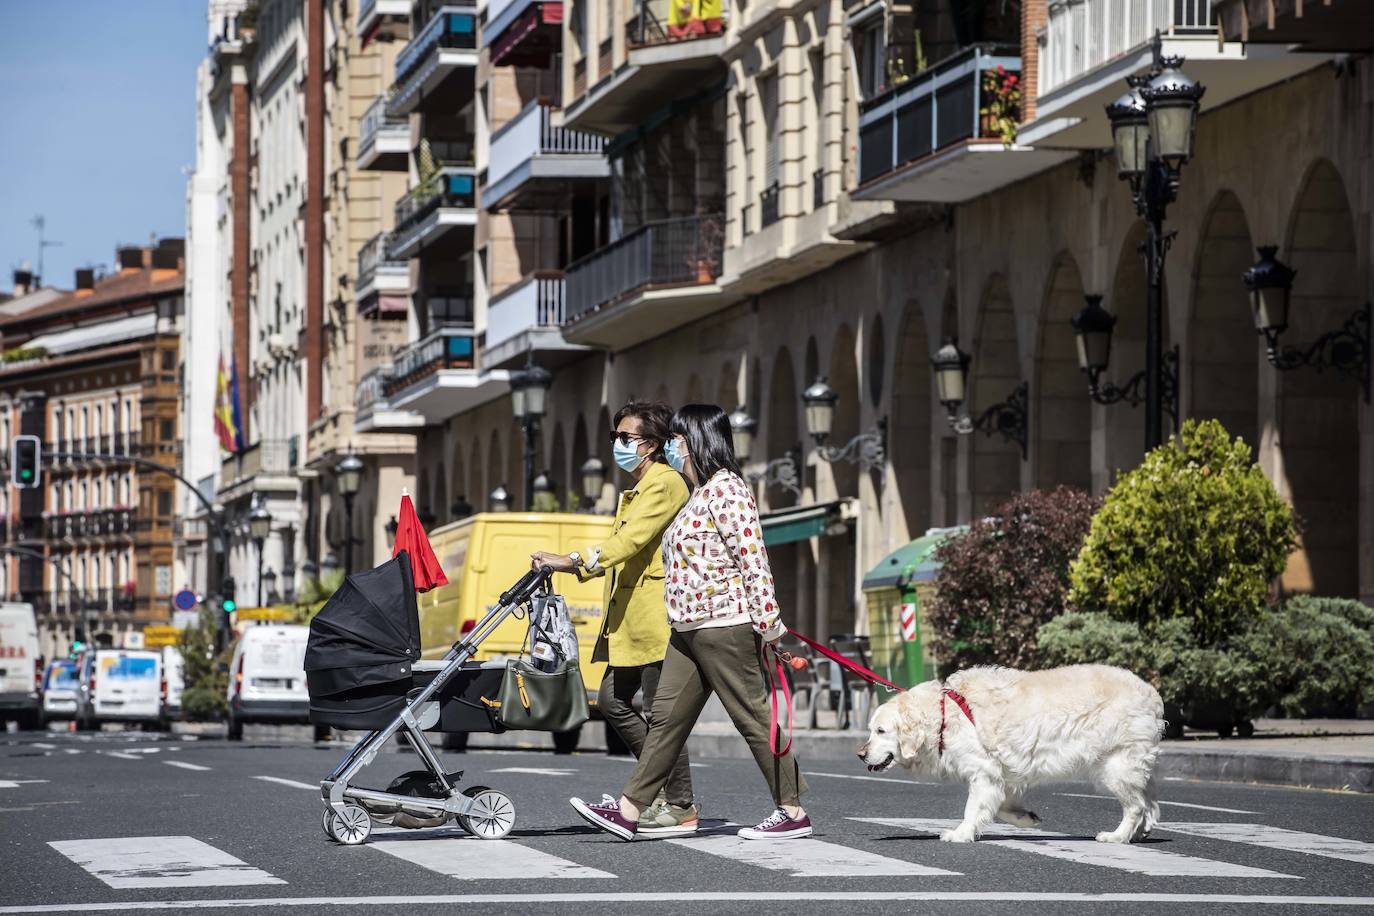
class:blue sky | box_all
[0,1,206,291]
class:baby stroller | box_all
[305,554,558,846]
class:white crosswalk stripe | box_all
[856,818,1300,879]
[0,779,48,788]
[48,836,286,889]
[668,827,959,876]
[1054,793,1260,815]
[253,775,318,790]
[1162,823,1374,866]
[164,760,211,772]
[369,828,615,879]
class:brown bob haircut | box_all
[613,399,674,463]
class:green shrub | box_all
[929,487,1100,670]
[1236,597,1374,717]
[1069,418,1296,646]
[180,686,226,723]
[177,608,229,721]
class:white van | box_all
[226,624,316,740]
[42,660,81,723]
[161,646,185,719]
[0,603,42,730]
[91,649,165,729]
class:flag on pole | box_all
[392,492,448,592]
[228,359,246,452]
[214,355,238,453]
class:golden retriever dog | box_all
[858,664,1164,844]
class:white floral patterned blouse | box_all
[661,469,785,640]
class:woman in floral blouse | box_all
[570,404,811,841]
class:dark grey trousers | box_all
[599,662,694,807]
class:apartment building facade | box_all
[0,247,185,658]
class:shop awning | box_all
[861,526,967,591]
[759,500,849,547]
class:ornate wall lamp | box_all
[1243,245,1370,403]
[800,377,887,471]
[930,338,1028,460]
[1070,294,1180,426]
[728,406,802,499]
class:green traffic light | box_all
[222,599,237,613]
[20,469,32,480]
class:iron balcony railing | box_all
[358,94,409,158]
[391,169,477,242]
[486,271,566,350]
[358,232,406,290]
[628,0,728,46]
[356,367,392,412]
[1039,0,1215,96]
[857,45,1020,187]
[565,214,724,323]
[487,100,606,193]
[383,326,478,395]
[396,5,478,79]
[219,439,294,487]
[422,138,475,166]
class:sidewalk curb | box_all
[1156,746,1374,793]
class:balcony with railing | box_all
[563,214,731,349]
[378,325,507,424]
[1213,0,1373,51]
[387,168,478,260]
[852,46,1073,203]
[387,5,479,116]
[218,439,297,494]
[358,0,412,39]
[357,94,410,170]
[485,100,609,212]
[1020,0,1334,149]
[561,0,728,135]
[484,271,589,369]
[354,366,427,433]
[356,232,410,316]
[486,0,563,67]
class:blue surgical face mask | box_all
[665,438,689,474]
[613,437,646,472]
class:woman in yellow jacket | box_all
[530,400,697,836]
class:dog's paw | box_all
[1095,830,1131,844]
[940,827,977,843]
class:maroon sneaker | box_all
[570,796,638,841]
[737,807,814,840]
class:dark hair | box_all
[670,404,742,485]
[614,399,674,463]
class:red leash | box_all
[763,644,794,757]
[787,631,906,693]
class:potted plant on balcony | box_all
[690,217,725,284]
[980,65,1021,148]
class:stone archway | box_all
[486,429,503,509]
[1278,160,1362,597]
[827,324,861,500]
[1102,222,1151,485]
[892,301,932,537]
[971,274,1022,516]
[1190,190,1258,452]
[717,360,739,409]
[766,347,799,509]
[1036,253,1092,491]
[450,451,465,518]
[468,437,483,509]
[434,461,447,523]
[684,373,703,404]
[549,421,567,504]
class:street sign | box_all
[142,626,182,648]
[235,607,292,622]
[173,589,198,611]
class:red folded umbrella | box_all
[392,492,449,593]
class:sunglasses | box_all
[608,430,649,446]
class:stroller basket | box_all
[307,558,559,846]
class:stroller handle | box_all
[499,565,554,608]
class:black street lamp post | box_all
[1104,32,1204,451]
[335,454,363,576]
[249,504,272,608]
[509,362,553,510]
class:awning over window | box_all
[21,312,158,355]
[759,500,851,547]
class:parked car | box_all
[41,659,81,725]
[226,624,322,740]
[76,649,166,731]
[0,603,42,731]
[161,645,185,720]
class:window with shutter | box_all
[761,74,779,191]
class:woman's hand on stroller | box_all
[530,551,579,574]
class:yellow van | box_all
[418,511,614,750]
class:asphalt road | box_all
[1,727,1372,915]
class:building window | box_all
[853,18,886,99]
[759,73,781,227]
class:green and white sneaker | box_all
[637,799,700,838]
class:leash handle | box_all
[764,643,794,758]
[787,630,906,693]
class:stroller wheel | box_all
[458,786,515,840]
[328,804,373,845]
[320,807,337,840]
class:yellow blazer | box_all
[579,460,689,667]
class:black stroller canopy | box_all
[305,552,421,691]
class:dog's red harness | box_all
[938,688,975,757]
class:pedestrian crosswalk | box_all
[38,817,1374,890]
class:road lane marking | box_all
[47,836,286,889]
[0,779,48,787]
[857,818,1299,879]
[163,760,211,772]
[488,767,577,776]
[1054,793,1259,814]
[668,826,959,876]
[370,829,615,879]
[31,742,55,749]
[253,776,318,790]
[1162,823,1374,866]
[99,752,143,761]
[3,892,1373,911]
[808,770,938,785]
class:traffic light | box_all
[11,435,41,489]
[221,577,237,614]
